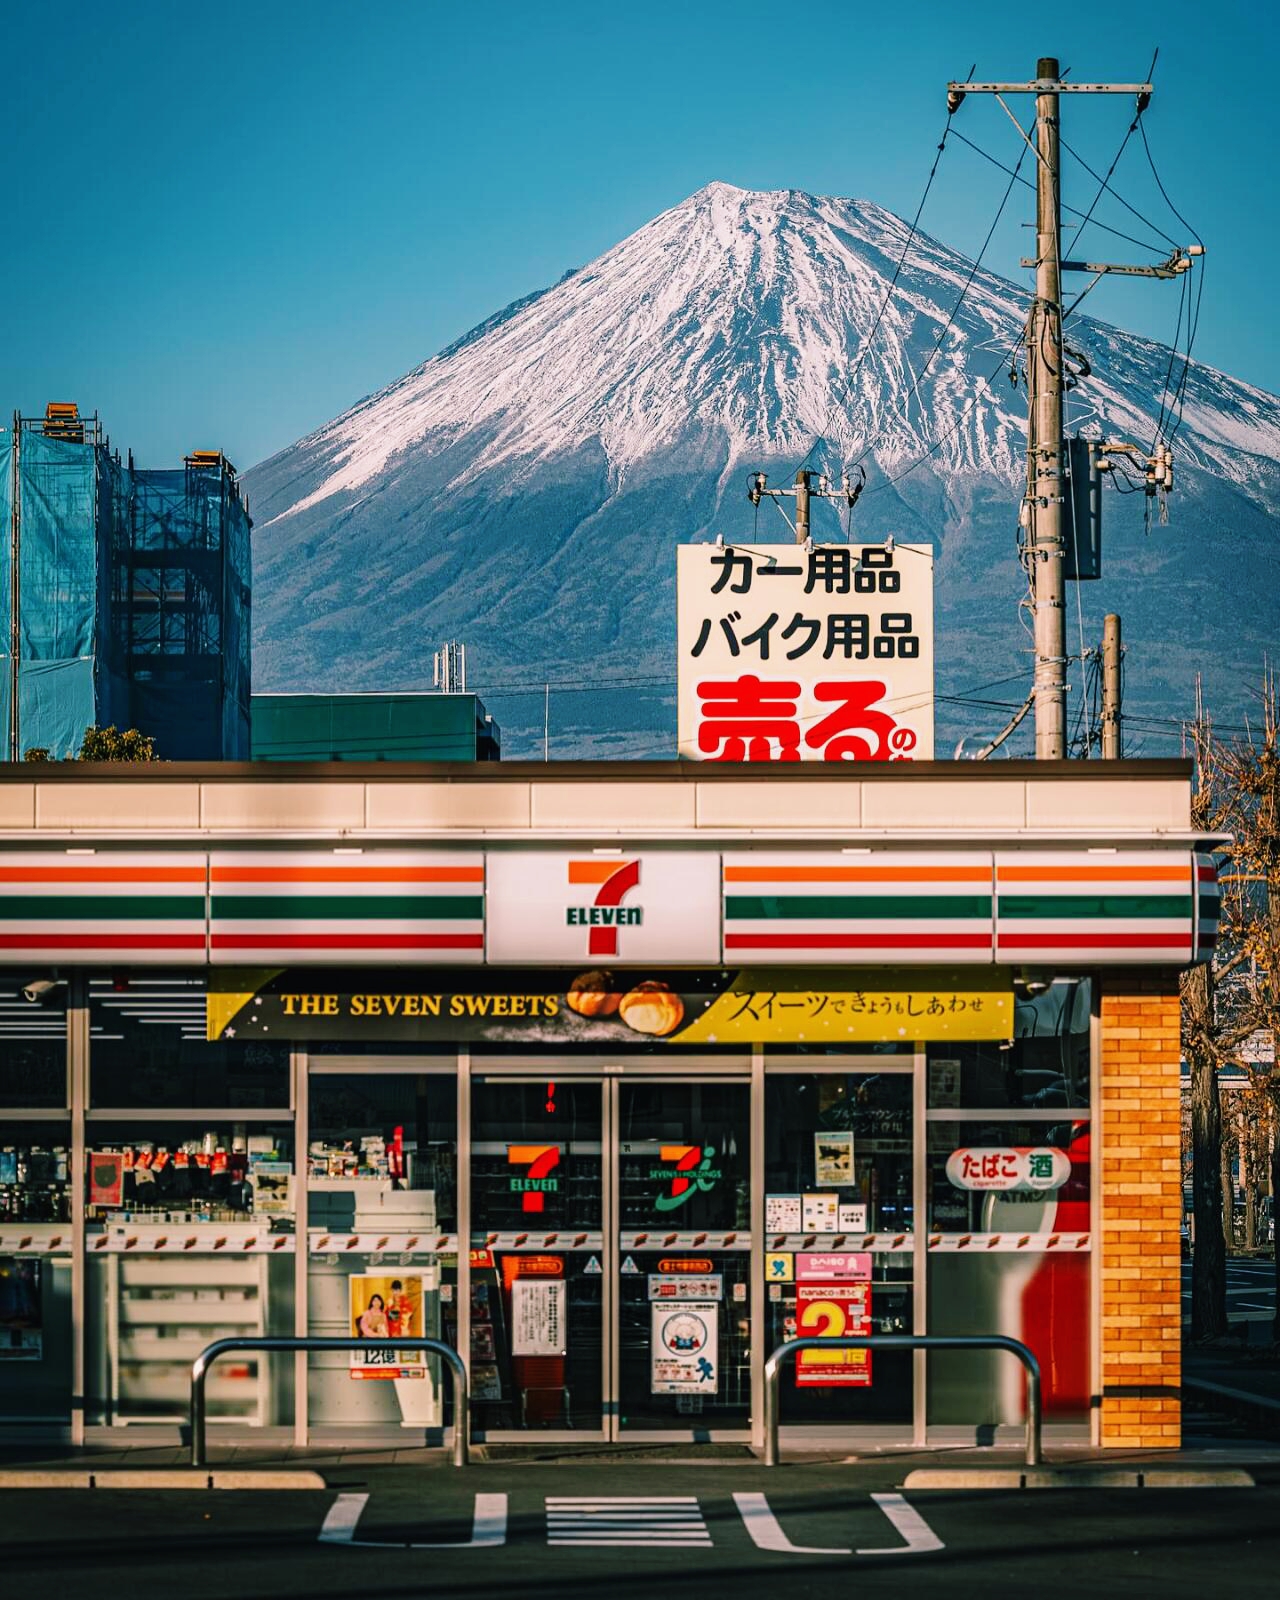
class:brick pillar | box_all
[1098,971,1183,1447]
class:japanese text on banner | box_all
[677,542,934,761]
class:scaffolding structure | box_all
[2,408,250,761]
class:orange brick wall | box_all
[1098,971,1183,1447]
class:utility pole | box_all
[8,412,20,763]
[1101,612,1122,758]
[946,58,1196,760]
[1030,57,1065,760]
[793,470,811,546]
[747,467,864,541]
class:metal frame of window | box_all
[6,997,1101,1451]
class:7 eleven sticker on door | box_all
[795,1283,872,1387]
[485,852,720,963]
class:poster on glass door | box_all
[348,1273,426,1379]
[651,1302,719,1394]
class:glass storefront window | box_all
[308,1249,456,1436]
[764,1072,913,1426]
[927,979,1091,1109]
[0,1121,72,1222]
[469,1078,602,1431]
[85,1121,295,1224]
[86,1248,295,1427]
[618,1081,750,1431]
[309,1073,456,1232]
[89,972,289,1113]
[89,975,289,1109]
[0,1117,72,1426]
[307,1071,458,1434]
[0,1029,66,1109]
[927,1117,1090,1233]
[472,1079,601,1233]
[765,1072,913,1232]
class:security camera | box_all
[21,979,59,1004]
[1015,969,1053,997]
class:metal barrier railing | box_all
[763,1334,1042,1467]
[190,1336,469,1468]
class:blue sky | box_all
[3,0,1274,469]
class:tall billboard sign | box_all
[677,542,934,761]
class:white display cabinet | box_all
[107,1245,268,1425]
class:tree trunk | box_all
[1273,1126,1280,1348]
[1222,1139,1234,1249]
[1188,966,1228,1340]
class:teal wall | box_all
[251,692,499,761]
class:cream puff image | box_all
[566,970,622,1017]
[618,980,684,1037]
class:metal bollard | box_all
[191,1335,470,1467]
[762,1333,1042,1467]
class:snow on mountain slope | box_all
[245,182,1280,756]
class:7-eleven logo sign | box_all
[566,859,643,957]
[507,1144,561,1212]
[652,1144,723,1212]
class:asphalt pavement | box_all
[2,1460,1277,1599]
[1182,1258,1278,1325]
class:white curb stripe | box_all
[734,1490,851,1554]
[856,1492,944,1555]
[319,1492,368,1544]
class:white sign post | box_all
[677,542,934,761]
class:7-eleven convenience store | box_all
[0,758,1212,1452]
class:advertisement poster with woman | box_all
[348,1273,425,1379]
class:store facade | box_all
[0,760,1213,1451]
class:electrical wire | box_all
[1060,56,1153,263]
[796,110,956,474]
[847,122,1031,470]
[949,127,1170,256]
[861,322,1027,497]
[1059,135,1175,252]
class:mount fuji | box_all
[244,181,1280,758]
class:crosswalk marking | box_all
[857,1492,945,1556]
[546,1495,712,1547]
[734,1491,850,1554]
[317,1489,943,1559]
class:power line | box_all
[861,321,1026,498]
[949,127,1170,256]
[1059,60,1151,261]
[849,122,1032,470]
[796,111,956,473]
[1059,134,1175,252]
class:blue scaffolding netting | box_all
[2,423,250,760]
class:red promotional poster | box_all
[88,1150,124,1208]
[795,1282,872,1387]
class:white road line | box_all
[317,1491,508,1549]
[856,1493,944,1556]
[734,1491,851,1554]
[319,1492,368,1544]
[548,1496,711,1547]
[544,1529,713,1542]
[547,1497,699,1504]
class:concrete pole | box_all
[1031,57,1066,759]
[793,469,811,546]
[1102,612,1122,758]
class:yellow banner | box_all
[671,968,1012,1044]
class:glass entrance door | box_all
[616,1079,751,1434]
[469,1075,604,1435]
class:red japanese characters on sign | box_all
[944,1147,1072,1192]
[677,543,934,762]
